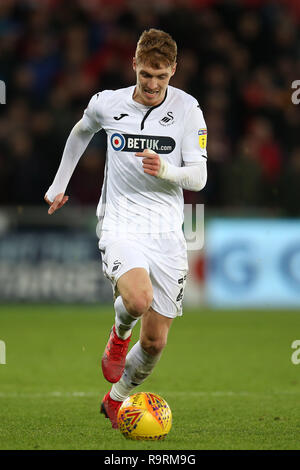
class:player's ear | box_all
[171,62,177,76]
[132,57,137,72]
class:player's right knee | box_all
[140,337,167,357]
[123,290,153,318]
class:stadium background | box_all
[1,0,299,307]
[1,0,300,451]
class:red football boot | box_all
[102,326,131,383]
[100,391,123,429]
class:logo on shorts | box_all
[112,260,122,273]
[110,133,176,154]
[176,274,186,302]
[176,289,184,302]
[178,275,187,285]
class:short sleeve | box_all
[181,102,208,164]
[81,92,103,133]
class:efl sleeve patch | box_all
[182,102,208,163]
[198,129,207,150]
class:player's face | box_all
[133,59,176,107]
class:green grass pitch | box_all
[0,304,300,450]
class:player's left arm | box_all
[135,102,207,192]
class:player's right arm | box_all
[44,93,102,215]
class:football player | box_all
[45,28,207,429]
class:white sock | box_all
[114,296,139,340]
[110,377,134,402]
[110,340,161,402]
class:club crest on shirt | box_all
[159,111,175,126]
[198,129,207,149]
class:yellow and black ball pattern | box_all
[117,392,172,440]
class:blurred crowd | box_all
[0,0,299,215]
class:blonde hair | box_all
[135,28,177,69]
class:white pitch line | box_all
[0,390,299,398]
[0,391,99,398]
[162,390,300,397]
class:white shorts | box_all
[98,231,188,318]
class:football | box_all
[117,392,172,440]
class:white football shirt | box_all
[81,85,207,234]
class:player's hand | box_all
[135,149,161,177]
[44,192,69,215]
